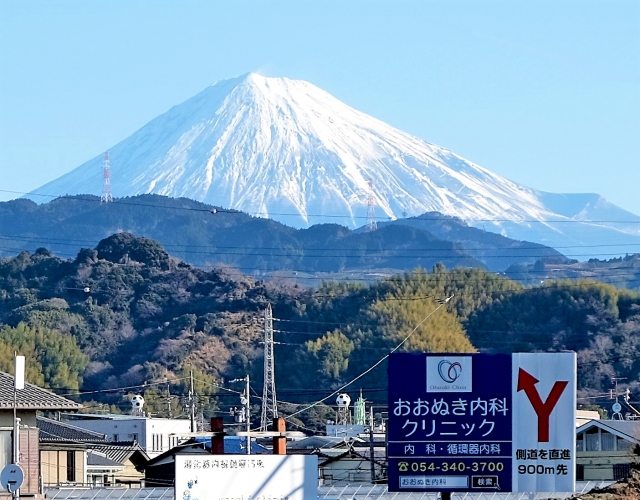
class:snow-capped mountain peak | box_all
[29,73,640,252]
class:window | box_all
[617,437,633,451]
[66,451,76,482]
[576,434,584,452]
[152,433,163,452]
[601,431,615,451]
[614,463,631,480]
[576,464,584,481]
[585,429,599,451]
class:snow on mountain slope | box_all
[29,73,640,255]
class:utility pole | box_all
[231,375,251,455]
[245,374,250,455]
[189,371,196,432]
[13,355,25,500]
[369,406,375,483]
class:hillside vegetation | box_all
[0,195,566,272]
[1,233,639,428]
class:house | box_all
[61,413,191,458]
[38,416,149,487]
[89,443,149,487]
[576,419,640,481]
[86,450,123,486]
[39,416,106,487]
[0,371,82,496]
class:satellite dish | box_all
[612,402,622,414]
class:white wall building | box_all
[62,414,191,458]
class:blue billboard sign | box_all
[388,352,576,493]
[388,353,512,492]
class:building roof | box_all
[62,413,190,423]
[87,450,124,469]
[192,436,271,454]
[318,448,387,468]
[0,371,82,410]
[577,419,640,443]
[144,443,210,468]
[37,416,108,443]
[287,436,354,452]
[90,443,150,465]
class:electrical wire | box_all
[4,189,640,224]
[284,296,453,419]
[5,233,640,253]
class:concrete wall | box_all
[67,417,191,457]
[0,411,37,428]
[115,459,144,486]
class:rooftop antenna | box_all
[101,151,113,203]
[260,304,278,431]
[366,179,377,232]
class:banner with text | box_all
[175,454,318,500]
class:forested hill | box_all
[0,194,565,272]
[1,234,639,428]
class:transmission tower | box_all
[366,179,377,232]
[260,303,278,431]
[101,151,113,203]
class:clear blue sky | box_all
[1,1,639,214]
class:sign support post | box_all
[9,355,25,499]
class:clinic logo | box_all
[427,356,472,392]
[438,360,462,383]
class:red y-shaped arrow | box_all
[517,368,568,442]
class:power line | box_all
[3,189,640,224]
[4,233,640,254]
[3,235,640,260]
[284,296,453,420]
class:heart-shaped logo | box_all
[437,360,462,383]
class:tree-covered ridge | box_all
[466,280,640,397]
[0,194,567,273]
[1,233,639,426]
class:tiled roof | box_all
[90,443,150,464]
[87,450,123,468]
[0,372,82,410]
[37,416,108,443]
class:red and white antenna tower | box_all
[366,179,377,232]
[101,151,113,203]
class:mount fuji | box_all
[29,73,640,256]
